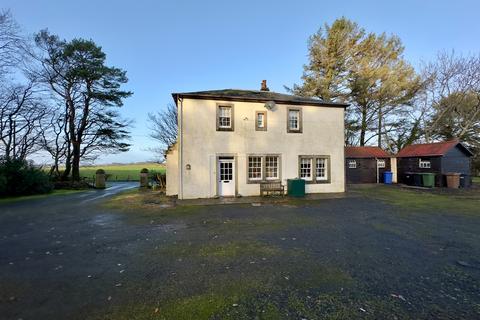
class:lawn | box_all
[473,176,480,185]
[92,184,480,319]
[79,162,165,181]
[2,184,480,319]
[0,189,85,204]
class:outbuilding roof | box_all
[396,140,473,157]
[345,146,392,158]
[171,89,348,108]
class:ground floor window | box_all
[265,156,279,180]
[316,158,328,180]
[299,155,330,183]
[248,156,262,180]
[247,155,281,183]
[300,158,312,181]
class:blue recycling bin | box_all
[384,171,393,184]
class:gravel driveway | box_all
[0,184,479,319]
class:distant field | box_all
[473,176,480,185]
[80,163,165,181]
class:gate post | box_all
[95,169,106,189]
[140,168,149,188]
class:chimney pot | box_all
[260,80,269,91]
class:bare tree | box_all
[39,105,70,176]
[0,81,48,160]
[421,51,480,143]
[0,10,27,77]
[148,103,177,161]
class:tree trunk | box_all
[71,141,81,182]
[360,105,368,146]
[377,107,383,147]
[61,151,72,180]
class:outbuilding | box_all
[396,140,473,187]
[345,146,392,184]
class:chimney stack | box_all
[260,80,270,91]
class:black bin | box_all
[460,174,471,188]
[403,172,414,185]
[412,173,422,187]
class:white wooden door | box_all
[218,158,235,196]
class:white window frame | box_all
[300,158,313,181]
[348,160,357,169]
[287,108,302,133]
[419,159,431,169]
[316,158,328,181]
[217,105,233,131]
[255,111,266,131]
[248,156,263,181]
[265,156,279,180]
[247,155,281,183]
[377,159,386,168]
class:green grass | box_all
[353,184,480,215]
[473,176,480,185]
[0,189,85,204]
[79,162,165,181]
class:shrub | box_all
[0,157,53,197]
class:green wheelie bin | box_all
[421,173,435,188]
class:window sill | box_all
[247,179,282,184]
[217,127,234,132]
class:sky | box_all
[3,0,480,164]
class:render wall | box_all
[177,98,345,199]
[166,145,178,196]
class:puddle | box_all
[153,223,187,232]
[90,214,120,226]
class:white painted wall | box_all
[166,144,178,196]
[391,157,398,183]
[176,98,345,199]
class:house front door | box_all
[218,157,235,197]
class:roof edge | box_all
[171,92,349,108]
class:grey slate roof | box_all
[171,89,348,108]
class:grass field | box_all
[473,176,480,184]
[79,162,165,181]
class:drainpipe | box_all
[178,97,184,199]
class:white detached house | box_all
[166,81,347,199]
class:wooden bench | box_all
[260,182,285,197]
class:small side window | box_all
[255,111,267,131]
[419,159,431,169]
[348,160,357,169]
[287,108,302,133]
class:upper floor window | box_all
[256,111,267,131]
[419,159,431,169]
[287,108,302,133]
[217,105,234,131]
[377,159,386,168]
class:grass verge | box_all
[0,189,86,204]
[353,184,480,215]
